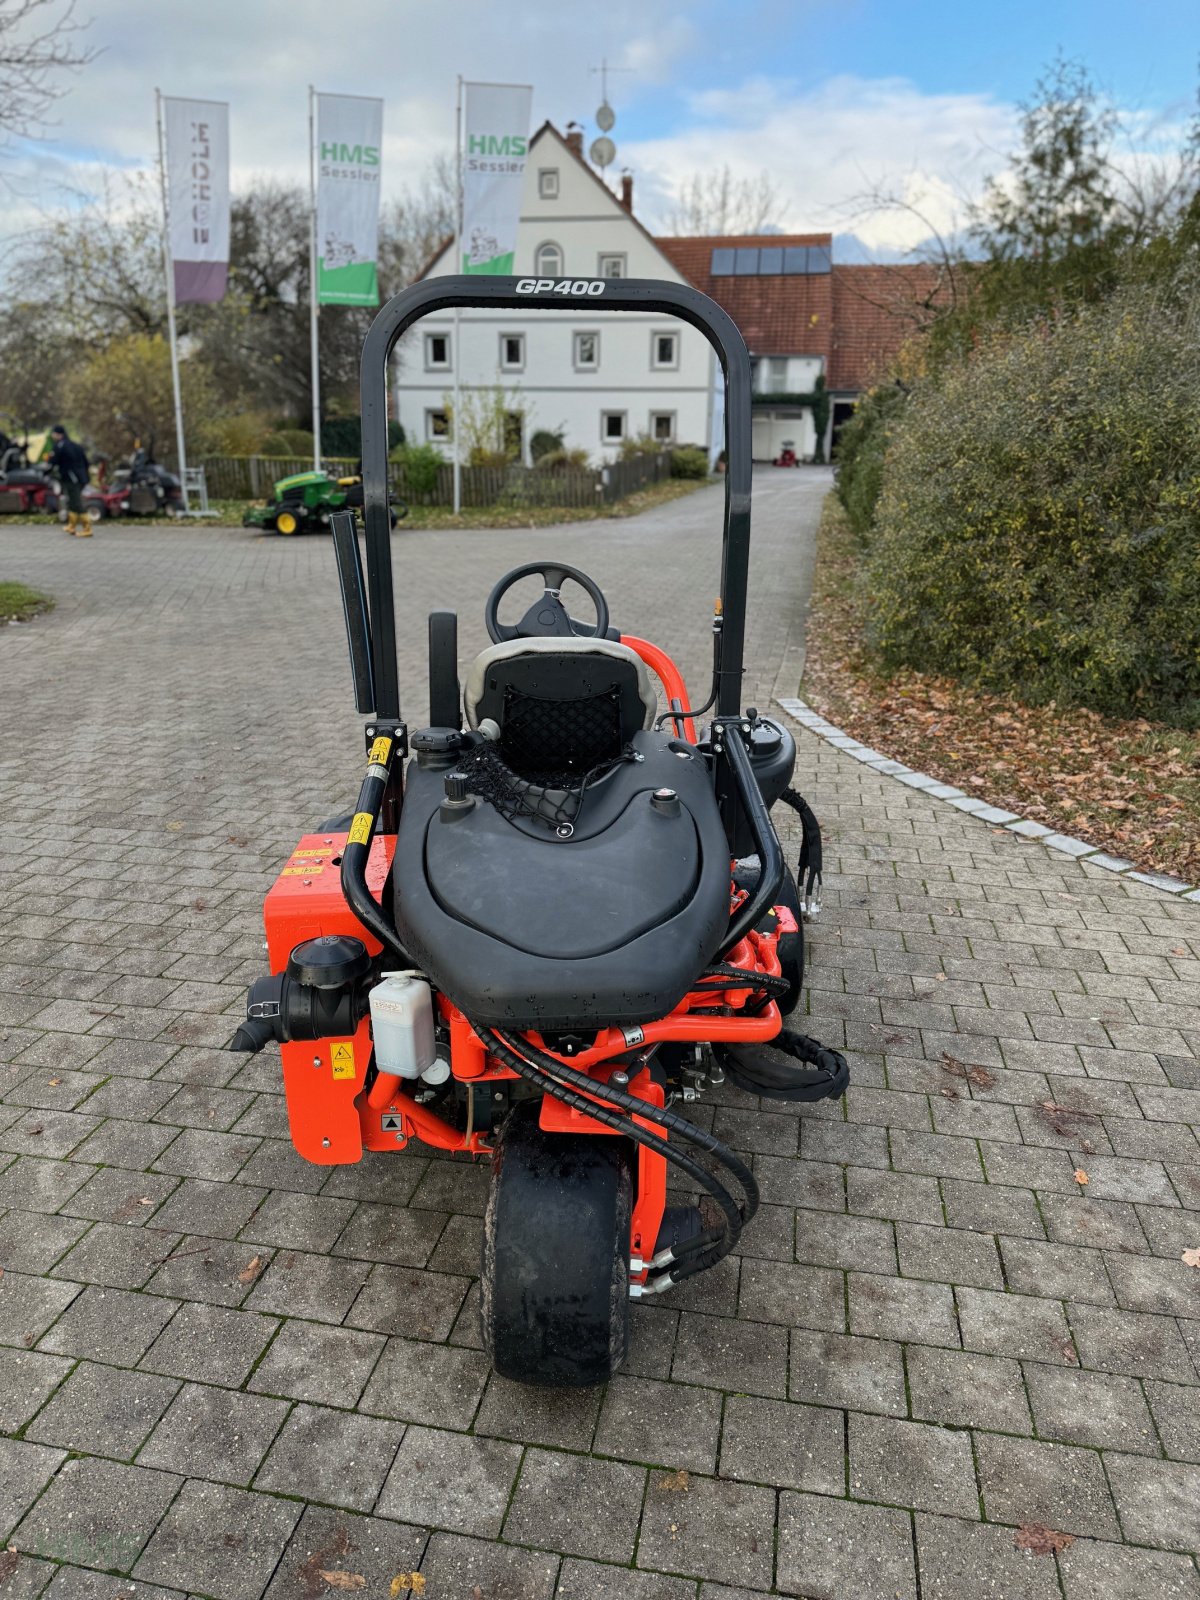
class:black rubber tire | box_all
[774,864,806,1016]
[481,1100,632,1387]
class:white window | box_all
[535,240,563,276]
[651,330,678,370]
[574,331,599,370]
[538,168,559,199]
[425,332,450,370]
[499,333,525,371]
[598,253,626,278]
[650,412,675,444]
[426,409,451,441]
[768,357,789,393]
[601,411,626,443]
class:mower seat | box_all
[392,726,732,1031]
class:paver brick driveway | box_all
[1,470,1199,1599]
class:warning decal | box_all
[381,1112,403,1131]
[347,812,373,846]
[331,1042,355,1079]
[368,736,393,767]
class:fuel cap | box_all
[650,787,681,816]
[287,935,370,988]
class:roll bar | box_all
[358,275,753,723]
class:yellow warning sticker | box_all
[331,1041,355,1079]
[282,865,324,877]
[368,736,393,766]
[347,812,373,846]
[291,847,332,859]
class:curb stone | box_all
[775,694,1199,902]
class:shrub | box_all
[670,446,709,479]
[535,447,591,471]
[530,429,564,461]
[865,283,1200,727]
[619,432,665,458]
[321,415,404,455]
[393,443,443,499]
[260,428,315,457]
[833,383,908,540]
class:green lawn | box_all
[0,582,53,623]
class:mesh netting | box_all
[501,684,623,776]
[453,736,634,829]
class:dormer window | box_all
[538,168,559,199]
[535,241,563,277]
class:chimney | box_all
[620,173,633,212]
[565,123,583,158]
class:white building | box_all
[395,123,715,465]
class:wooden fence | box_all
[199,451,675,509]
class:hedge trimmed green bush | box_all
[670,446,709,479]
[834,383,907,539]
[865,284,1200,727]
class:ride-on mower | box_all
[243,463,406,535]
[232,276,848,1387]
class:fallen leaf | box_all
[941,1053,997,1090]
[1074,1169,1089,1186]
[390,1575,425,1597]
[1014,1524,1074,1556]
[237,1254,265,1284]
[1182,1247,1200,1270]
[47,1077,61,1087]
[318,1574,364,1591]
[659,1469,690,1491]
[1172,947,1188,956]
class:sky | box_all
[1,0,1196,257]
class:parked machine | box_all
[0,428,60,516]
[773,440,800,467]
[243,464,406,536]
[231,276,846,1387]
[84,440,184,520]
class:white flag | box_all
[461,82,532,274]
[163,97,230,304]
[316,93,383,305]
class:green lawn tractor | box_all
[244,466,406,536]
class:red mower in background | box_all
[231,274,846,1388]
[774,439,800,467]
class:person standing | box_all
[48,425,92,537]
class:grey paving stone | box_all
[1104,1250,1200,1319]
[557,1558,695,1600]
[1146,1380,1200,1462]
[134,1479,302,1600]
[60,1167,178,1226]
[907,1345,1032,1433]
[1040,1193,1149,1253]
[0,1438,66,1544]
[68,1121,179,1171]
[998,1237,1115,1305]
[0,1155,94,1213]
[248,1319,383,1409]
[849,1413,979,1518]
[0,1109,101,1159]
[13,1457,181,1573]
[331,1201,448,1266]
[790,1328,907,1415]
[418,1531,558,1600]
[0,1345,73,1431]
[593,1376,719,1474]
[848,1165,944,1224]
[736,1257,844,1331]
[941,1178,1045,1239]
[0,1208,89,1272]
[897,1221,1004,1288]
[1105,1453,1200,1553]
[0,1270,80,1346]
[25,1361,178,1459]
[137,1381,289,1485]
[957,1286,1076,1364]
[253,1402,405,1512]
[50,1221,183,1289]
[671,1310,789,1397]
[975,1434,1120,1539]
[1025,1363,1158,1455]
[236,1138,329,1194]
[375,1424,521,1537]
[39,1285,177,1366]
[31,1564,176,1600]
[359,1334,490,1428]
[505,1446,645,1564]
[1068,1301,1197,1382]
[794,1207,897,1274]
[848,1272,960,1348]
[243,1247,371,1323]
[914,1512,1060,1600]
[1057,1535,1200,1598]
[343,1263,470,1340]
[148,1176,266,1238]
[142,1233,273,1306]
[239,1189,356,1254]
[474,1371,603,1450]
[139,1301,278,1387]
[150,1127,259,1181]
[777,1490,917,1600]
[637,1471,775,1589]
[720,1394,844,1492]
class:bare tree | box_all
[664,165,785,235]
[378,151,457,293]
[0,0,98,151]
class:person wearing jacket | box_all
[48,425,92,537]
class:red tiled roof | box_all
[655,235,834,362]
[829,263,950,391]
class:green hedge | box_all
[834,383,907,539]
[865,284,1200,727]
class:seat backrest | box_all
[463,637,657,776]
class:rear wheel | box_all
[275,507,301,535]
[481,1100,632,1387]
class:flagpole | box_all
[308,84,322,474]
[156,89,191,514]
[452,74,463,516]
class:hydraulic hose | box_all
[719,725,785,957]
[339,732,410,965]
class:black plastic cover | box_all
[392,730,731,1028]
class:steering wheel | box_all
[484,561,610,644]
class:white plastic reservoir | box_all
[369,971,437,1080]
